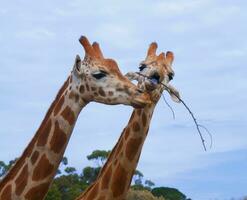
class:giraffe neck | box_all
[76,103,157,200]
[0,74,88,200]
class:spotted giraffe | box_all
[0,36,151,200]
[76,42,180,200]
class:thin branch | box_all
[136,72,212,151]
[162,93,176,120]
[198,124,213,149]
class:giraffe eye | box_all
[139,64,147,71]
[92,71,108,79]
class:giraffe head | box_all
[126,42,180,103]
[70,36,151,108]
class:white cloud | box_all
[201,5,240,26]
[218,49,246,57]
[0,8,8,15]
[152,0,209,16]
[93,23,140,49]
[16,28,55,40]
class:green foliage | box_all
[86,150,111,166]
[0,161,7,177]
[133,169,144,186]
[61,157,68,166]
[0,158,18,178]
[64,167,76,175]
[152,187,188,200]
[45,184,61,200]
[81,166,101,184]
[131,184,146,191]
[46,173,86,200]
[145,180,155,188]
[127,189,165,200]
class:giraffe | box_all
[76,42,180,200]
[0,36,151,200]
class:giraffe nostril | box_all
[168,72,174,81]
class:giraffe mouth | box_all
[144,72,161,91]
[149,73,160,85]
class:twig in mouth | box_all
[136,72,212,151]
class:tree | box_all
[86,150,111,166]
[133,170,144,186]
[0,161,7,178]
[65,167,76,175]
[127,189,165,200]
[152,187,189,200]
[61,157,68,166]
[46,173,85,200]
[81,166,101,184]
[145,180,155,190]
[45,184,61,200]
[0,158,18,178]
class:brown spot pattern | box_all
[50,121,67,154]
[108,91,113,96]
[24,182,50,200]
[142,112,147,127]
[97,196,106,200]
[31,151,39,165]
[116,88,123,92]
[85,84,90,91]
[61,106,75,126]
[15,164,28,195]
[124,85,131,95]
[0,185,12,200]
[79,85,85,93]
[101,165,112,189]
[0,77,70,191]
[111,163,127,197]
[132,121,140,132]
[32,154,54,181]
[125,137,142,162]
[37,119,52,146]
[75,94,79,102]
[98,87,106,96]
[54,96,64,116]
[69,92,79,102]
[115,139,123,157]
[124,127,130,140]
[91,87,96,91]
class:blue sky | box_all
[0,0,247,199]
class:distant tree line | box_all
[0,150,190,200]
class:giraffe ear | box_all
[73,55,82,75]
[166,51,174,65]
[146,42,158,59]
